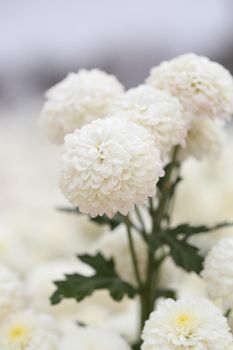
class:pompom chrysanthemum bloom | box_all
[0,310,60,350]
[142,298,233,350]
[180,118,224,160]
[40,69,124,143]
[0,264,25,323]
[110,85,188,158]
[94,225,147,286]
[59,117,164,218]
[60,326,131,350]
[202,238,233,310]
[146,53,233,121]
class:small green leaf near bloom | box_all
[51,253,138,305]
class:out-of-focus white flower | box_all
[60,325,131,350]
[26,259,91,319]
[0,264,25,323]
[110,85,187,158]
[202,238,233,310]
[0,309,60,350]
[26,259,119,326]
[180,118,224,160]
[59,117,164,218]
[0,222,30,273]
[94,225,147,286]
[142,298,233,350]
[40,69,124,144]
[2,207,107,274]
[146,53,233,121]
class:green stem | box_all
[124,217,143,290]
[154,146,180,230]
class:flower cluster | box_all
[146,53,233,121]
[109,84,187,158]
[40,69,124,144]
[142,298,233,350]
[59,117,164,218]
[202,237,233,311]
[146,53,233,160]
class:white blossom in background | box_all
[0,264,25,323]
[60,117,164,218]
[26,259,116,326]
[202,237,233,310]
[0,309,60,350]
[110,85,188,158]
[94,225,147,286]
[180,118,225,160]
[40,69,124,144]
[142,298,233,350]
[146,53,233,121]
[26,259,91,319]
[59,325,131,350]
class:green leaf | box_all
[162,234,204,273]
[57,207,123,230]
[154,288,176,300]
[51,253,138,305]
[164,222,233,240]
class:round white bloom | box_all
[60,326,131,350]
[0,310,60,350]
[94,224,147,286]
[146,53,233,121]
[0,264,25,323]
[110,85,188,158]
[180,118,224,160]
[59,117,164,218]
[40,69,124,144]
[142,298,233,350]
[202,238,233,310]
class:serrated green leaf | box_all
[57,207,123,230]
[51,253,137,305]
[162,234,203,273]
[163,222,233,240]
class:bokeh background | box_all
[1,0,233,210]
[1,1,233,338]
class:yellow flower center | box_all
[175,313,191,326]
[8,325,29,341]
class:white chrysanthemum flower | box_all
[94,224,147,286]
[202,238,233,310]
[60,325,131,350]
[180,118,224,160]
[0,264,25,323]
[142,298,233,350]
[59,117,164,218]
[40,69,124,144]
[110,85,188,158]
[0,310,60,350]
[146,53,233,121]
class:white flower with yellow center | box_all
[180,118,224,160]
[0,264,25,323]
[59,117,164,218]
[40,69,124,144]
[142,298,233,350]
[0,310,60,350]
[146,53,233,121]
[202,237,233,311]
[110,85,188,158]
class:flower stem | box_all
[124,217,143,291]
